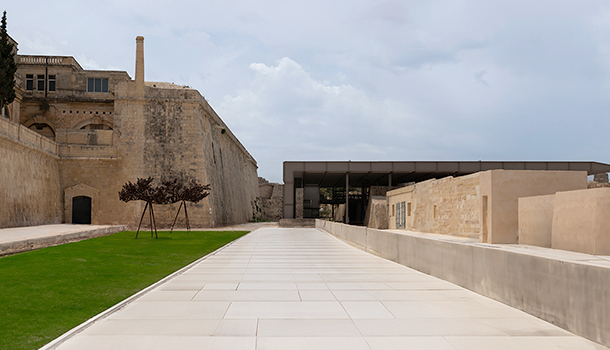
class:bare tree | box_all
[163,179,211,233]
[119,177,163,238]
[119,177,210,238]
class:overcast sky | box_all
[5,1,610,182]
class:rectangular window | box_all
[37,74,45,91]
[395,204,400,229]
[48,75,56,92]
[87,78,109,92]
[407,202,412,216]
[400,202,406,229]
[26,74,34,90]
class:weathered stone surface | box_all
[387,173,480,238]
[594,173,609,183]
[278,218,314,227]
[364,196,388,229]
[0,119,62,228]
[1,37,259,229]
[254,178,284,221]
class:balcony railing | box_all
[17,55,82,69]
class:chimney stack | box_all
[135,36,145,87]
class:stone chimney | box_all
[135,36,145,88]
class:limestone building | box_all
[0,36,259,228]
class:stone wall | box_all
[255,178,284,221]
[59,158,119,224]
[363,196,388,229]
[0,118,62,227]
[3,39,259,230]
[387,173,481,238]
[112,81,258,228]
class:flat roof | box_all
[283,161,610,188]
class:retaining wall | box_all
[0,118,62,228]
[316,219,610,348]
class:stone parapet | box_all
[0,117,58,157]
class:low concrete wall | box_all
[518,194,555,247]
[316,219,610,348]
[0,225,127,256]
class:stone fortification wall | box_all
[255,178,284,221]
[0,118,62,227]
[112,82,258,228]
[388,173,480,238]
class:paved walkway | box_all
[0,224,126,256]
[49,228,606,350]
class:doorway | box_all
[72,196,92,224]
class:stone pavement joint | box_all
[45,227,608,350]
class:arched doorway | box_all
[72,196,92,224]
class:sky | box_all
[5,1,610,182]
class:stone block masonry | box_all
[0,118,62,228]
[111,79,259,228]
[2,35,259,229]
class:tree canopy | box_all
[0,11,17,115]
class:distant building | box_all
[1,36,259,228]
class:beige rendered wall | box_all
[387,173,481,238]
[518,194,555,247]
[552,188,610,255]
[480,170,587,244]
[387,185,415,230]
[0,118,62,228]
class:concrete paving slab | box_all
[45,227,609,350]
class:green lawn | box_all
[0,230,249,350]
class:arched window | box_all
[80,124,112,130]
[28,123,55,139]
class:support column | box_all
[388,173,392,190]
[345,173,349,224]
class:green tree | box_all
[0,11,17,118]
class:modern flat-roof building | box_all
[283,161,610,224]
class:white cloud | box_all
[218,57,481,181]
[6,0,610,183]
